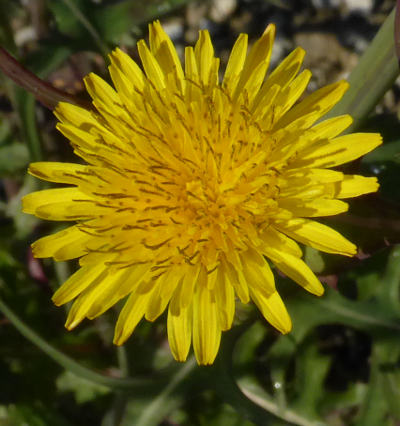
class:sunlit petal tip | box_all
[313,285,325,297]
[263,23,276,38]
[337,79,350,92]
[20,195,33,214]
[27,162,41,176]
[281,318,292,335]
[64,317,81,331]
[23,20,382,364]
[113,333,126,346]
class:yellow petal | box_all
[306,115,353,141]
[263,46,305,92]
[275,81,349,130]
[192,284,221,365]
[194,30,215,86]
[223,33,248,93]
[241,251,276,297]
[137,39,165,90]
[87,263,152,319]
[214,267,235,331]
[275,218,357,256]
[167,303,192,362]
[253,46,305,113]
[54,102,98,128]
[221,258,250,304]
[28,162,87,184]
[113,290,153,345]
[145,273,177,322]
[263,247,324,296]
[52,263,106,306]
[333,175,379,198]
[292,133,382,168]
[234,24,275,99]
[84,72,122,111]
[28,194,106,221]
[32,225,90,261]
[149,20,185,82]
[273,69,312,124]
[185,46,199,82]
[283,168,344,185]
[179,264,201,309]
[22,187,87,214]
[259,227,303,258]
[109,48,145,91]
[278,198,349,217]
[249,288,292,334]
[64,267,135,329]
[108,61,137,112]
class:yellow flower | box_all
[22,21,381,365]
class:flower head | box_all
[22,21,381,365]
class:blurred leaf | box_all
[14,90,42,162]
[233,321,268,366]
[237,377,322,426]
[355,339,400,425]
[363,140,400,164]
[9,43,76,163]
[320,383,368,413]
[6,174,39,238]
[304,247,325,274]
[47,0,87,38]
[287,286,400,343]
[291,340,331,420]
[376,245,400,315]
[134,358,197,426]
[56,371,110,404]
[0,143,29,176]
[0,2,18,54]
[0,403,70,426]
[327,8,399,133]
[95,0,193,44]
[93,1,136,44]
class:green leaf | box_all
[0,143,29,176]
[56,370,110,404]
[304,247,326,274]
[326,8,399,132]
[0,403,70,426]
[0,2,18,54]
[287,286,400,343]
[355,340,400,425]
[291,339,331,420]
[47,0,87,38]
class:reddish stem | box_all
[0,47,91,110]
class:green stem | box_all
[136,357,198,426]
[327,8,399,132]
[117,345,130,377]
[0,296,166,393]
[17,92,43,162]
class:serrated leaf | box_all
[287,286,400,343]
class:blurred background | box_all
[1,1,400,425]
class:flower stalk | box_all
[327,8,399,132]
